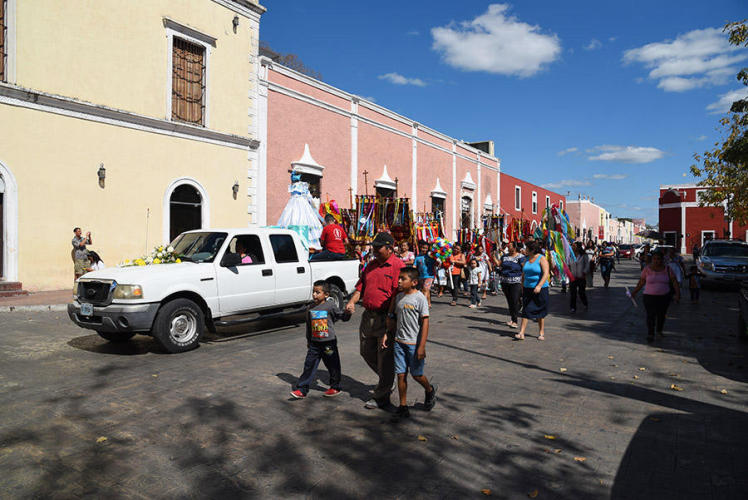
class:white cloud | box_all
[378,72,427,87]
[608,37,617,42]
[623,27,748,92]
[593,173,628,180]
[407,30,420,36]
[588,145,665,164]
[706,87,748,114]
[695,135,707,141]
[431,3,561,77]
[584,39,602,51]
[541,179,591,189]
[557,147,578,156]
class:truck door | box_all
[269,233,311,305]
[215,234,275,314]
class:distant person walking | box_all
[630,250,680,343]
[639,244,651,270]
[448,246,466,306]
[498,242,525,328]
[585,241,597,287]
[599,241,616,288]
[345,232,404,411]
[569,241,590,313]
[515,240,550,341]
[72,227,92,280]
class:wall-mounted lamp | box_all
[232,181,239,199]
[97,163,106,188]
[232,15,239,33]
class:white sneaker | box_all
[364,399,379,409]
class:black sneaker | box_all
[424,384,438,411]
[390,405,410,423]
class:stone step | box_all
[0,289,30,298]
[0,281,24,292]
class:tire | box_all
[97,331,135,343]
[151,298,204,353]
[328,284,345,311]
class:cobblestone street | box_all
[1,260,746,499]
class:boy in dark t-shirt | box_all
[291,281,351,398]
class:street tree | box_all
[259,41,322,80]
[690,20,748,225]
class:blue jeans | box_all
[470,284,480,305]
[296,340,341,394]
[310,250,346,261]
[600,259,613,280]
[394,341,424,376]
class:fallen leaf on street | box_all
[574,456,587,462]
[649,417,661,422]
[544,435,556,440]
[633,376,639,379]
[553,448,562,453]
[720,389,728,395]
[669,373,679,377]
[610,376,616,380]
[559,368,567,373]
[451,435,459,440]
[96,436,108,444]
[670,384,684,391]
[639,367,646,371]
[481,489,492,496]
[417,435,428,441]
[528,489,539,498]
[152,374,158,378]
[607,355,614,359]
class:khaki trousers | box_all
[359,309,394,401]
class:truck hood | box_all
[80,262,210,284]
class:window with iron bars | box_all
[172,37,205,125]
[1,0,6,82]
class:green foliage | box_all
[691,20,748,225]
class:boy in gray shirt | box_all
[383,267,437,422]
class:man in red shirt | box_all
[311,214,348,261]
[345,232,404,410]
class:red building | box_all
[499,172,566,231]
[658,183,748,254]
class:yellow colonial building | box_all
[0,0,265,291]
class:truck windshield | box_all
[170,232,228,263]
[703,244,748,257]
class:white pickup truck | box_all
[68,228,359,353]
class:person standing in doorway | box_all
[345,232,404,411]
[72,227,92,280]
[498,241,525,328]
[569,241,590,313]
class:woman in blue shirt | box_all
[498,242,525,328]
[516,240,550,341]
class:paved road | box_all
[1,261,746,499]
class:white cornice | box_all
[291,143,324,177]
[0,83,258,150]
[461,171,476,191]
[430,178,447,199]
[484,193,493,208]
[374,165,397,190]
[210,0,265,20]
[658,183,699,189]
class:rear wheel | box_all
[152,298,204,353]
[97,331,135,343]
[328,284,345,311]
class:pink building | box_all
[566,197,609,242]
[256,58,501,238]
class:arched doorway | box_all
[0,162,19,281]
[170,185,202,242]
[163,178,210,244]
[461,195,473,230]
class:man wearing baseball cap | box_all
[345,232,404,410]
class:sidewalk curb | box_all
[0,304,69,313]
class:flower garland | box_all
[121,245,182,267]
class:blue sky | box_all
[259,1,747,223]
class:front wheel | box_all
[97,331,135,343]
[152,298,204,353]
[328,284,345,311]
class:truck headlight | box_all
[73,282,79,298]
[701,261,714,271]
[113,284,144,300]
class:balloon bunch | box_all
[429,237,454,262]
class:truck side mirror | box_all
[220,253,242,268]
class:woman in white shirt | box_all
[87,251,105,271]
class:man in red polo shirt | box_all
[345,232,404,410]
[310,214,348,261]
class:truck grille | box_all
[78,280,115,305]
[714,265,748,274]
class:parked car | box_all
[618,244,634,259]
[68,228,360,353]
[697,240,748,286]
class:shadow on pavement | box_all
[67,333,166,355]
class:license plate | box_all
[80,303,94,317]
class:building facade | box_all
[257,57,503,238]
[659,183,748,254]
[498,173,566,231]
[567,197,609,243]
[0,0,265,290]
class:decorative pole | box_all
[362,170,369,196]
